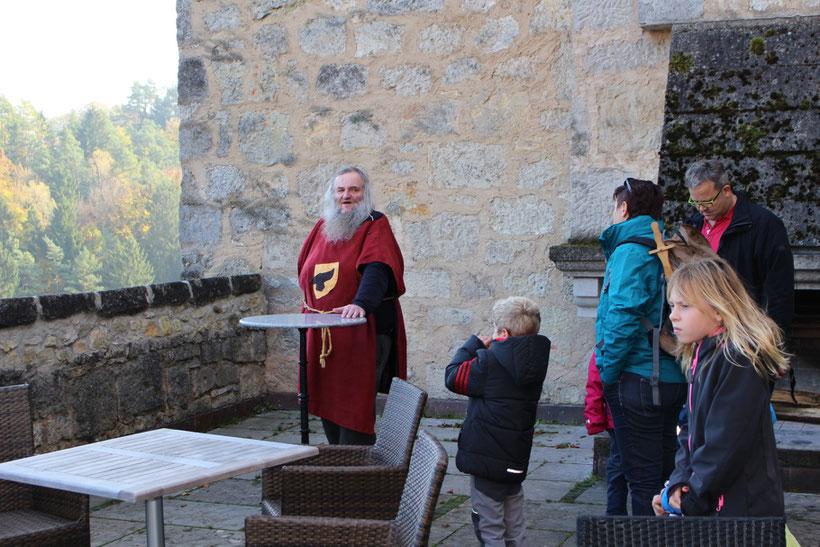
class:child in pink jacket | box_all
[585,353,628,514]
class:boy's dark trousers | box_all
[470,476,528,547]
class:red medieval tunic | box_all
[297,213,406,434]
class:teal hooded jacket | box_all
[594,215,686,385]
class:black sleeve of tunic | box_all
[354,262,397,334]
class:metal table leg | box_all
[145,497,165,546]
[298,327,310,444]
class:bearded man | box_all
[297,166,407,445]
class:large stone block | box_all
[39,293,96,321]
[190,277,233,306]
[405,213,480,260]
[180,205,222,245]
[484,240,533,265]
[239,111,294,165]
[297,162,338,218]
[255,24,289,57]
[178,57,207,102]
[177,0,192,43]
[569,169,630,239]
[518,158,560,189]
[572,0,633,32]
[99,287,150,317]
[341,110,387,151]
[206,165,245,202]
[404,270,451,298]
[411,99,459,136]
[299,17,346,56]
[491,196,555,235]
[230,202,291,234]
[418,24,464,56]
[638,0,703,29]
[250,0,302,20]
[471,89,531,137]
[120,354,165,415]
[458,273,495,299]
[380,64,432,96]
[355,21,403,57]
[429,142,507,188]
[597,81,665,154]
[462,0,496,14]
[475,16,519,53]
[428,307,474,324]
[367,0,443,15]
[444,57,481,84]
[585,39,668,73]
[0,298,38,328]
[205,4,241,31]
[531,0,572,33]
[69,366,117,438]
[316,64,368,99]
[494,57,535,80]
[502,272,552,296]
[179,123,212,160]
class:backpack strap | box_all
[615,236,663,406]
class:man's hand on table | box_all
[332,304,365,318]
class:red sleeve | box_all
[584,354,606,435]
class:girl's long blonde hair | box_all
[668,258,789,379]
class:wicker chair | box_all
[261,377,427,520]
[0,384,90,546]
[576,515,786,546]
[246,429,447,546]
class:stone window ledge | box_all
[550,244,820,317]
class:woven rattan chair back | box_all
[371,378,427,467]
[0,384,91,546]
[393,430,448,547]
[576,515,786,546]
[0,384,34,463]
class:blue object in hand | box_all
[661,487,683,516]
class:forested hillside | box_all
[0,83,181,298]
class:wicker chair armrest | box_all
[31,486,90,521]
[245,514,398,546]
[280,465,407,520]
[261,445,373,500]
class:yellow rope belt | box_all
[302,302,332,368]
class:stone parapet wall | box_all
[0,275,266,451]
[639,0,820,29]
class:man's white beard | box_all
[322,202,371,243]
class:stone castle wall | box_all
[0,275,266,451]
[175,0,819,404]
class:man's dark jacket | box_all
[686,190,794,335]
[444,334,550,484]
[668,336,784,517]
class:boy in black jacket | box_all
[445,296,551,546]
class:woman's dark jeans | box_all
[606,430,628,515]
[603,372,686,516]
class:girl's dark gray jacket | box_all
[444,334,550,484]
[668,335,784,517]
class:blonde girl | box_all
[653,257,788,517]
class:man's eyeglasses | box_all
[687,186,725,208]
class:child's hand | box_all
[652,494,666,516]
[478,335,492,348]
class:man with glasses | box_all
[684,159,794,337]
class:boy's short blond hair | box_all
[492,296,541,336]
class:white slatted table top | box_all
[0,428,318,503]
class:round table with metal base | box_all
[239,313,367,444]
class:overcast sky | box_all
[0,0,178,118]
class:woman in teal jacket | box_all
[594,178,687,516]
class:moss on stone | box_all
[669,52,694,74]
[750,37,766,56]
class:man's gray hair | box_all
[321,166,374,216]
[685,159,730,190]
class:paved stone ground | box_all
[90,410,820,546]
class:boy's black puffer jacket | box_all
[444,334,550,483]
